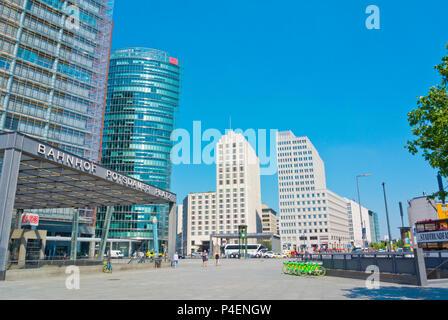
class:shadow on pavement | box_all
[343,286,448,300]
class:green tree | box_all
[407,44,448,202]
[258,240,272,251]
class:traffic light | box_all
[238,225,247,237]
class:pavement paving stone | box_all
[1,259,448,300]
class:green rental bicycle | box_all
[282,261,300,275]
[300,262,326,276]
[283,261,326,277]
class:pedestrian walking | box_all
[215,251,220,266]
[173,251,179,268]
[201,250,208,267]
[138,251,145,263]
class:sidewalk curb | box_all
[5,261,172,281]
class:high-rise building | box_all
[96,48,181,250]
[345,199,371,247]
[216,131,262,236]
[261,204,278,234]
[0,0,114,236]
[0,0,113,160]
[276,131,351,251]
[182,131,263,253]
[368,210,380,244]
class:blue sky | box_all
[110,0,448,239]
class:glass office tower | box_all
[0,0,114,161]
[97,48,180,251]
[0,0,114,233]
[368,210,380,244]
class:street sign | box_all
[416,230,448,243]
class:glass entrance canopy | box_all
[0,132,176,280]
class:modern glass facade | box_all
[0,0,114,160]
[0,0,114,224]
[96,48,180,246]
[368,210,380,243]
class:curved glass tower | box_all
[96,48,180,250]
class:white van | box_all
[105,250,124,258]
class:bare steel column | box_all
[0,147,22,281]
[99,207,114,260]
[167,202,176,258]
[70,208,79,261]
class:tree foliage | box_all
[407,44,448,201]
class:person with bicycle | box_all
[103,256,112,273]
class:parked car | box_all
[254,249,268,258]
[351,247,363,254]
[191,252,202,258]
[263,251,275,258]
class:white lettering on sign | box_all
[37,144,97,174]
[105,170,175,202]
[36,143,175,202]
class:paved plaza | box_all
[1,259,448,300]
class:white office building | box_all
[182,131,263,254]
[345,199,372,247]
[182,192,217,254]
[216,131,262,235]
[277,131,351,251]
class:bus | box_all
[224,244,267,258]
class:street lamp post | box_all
[382,182,393,251]
[356,174,371,249]
[152,216,159,255]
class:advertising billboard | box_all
[21,213,39,227]
[437,204,448,220]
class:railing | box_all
[290,252,418,275]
